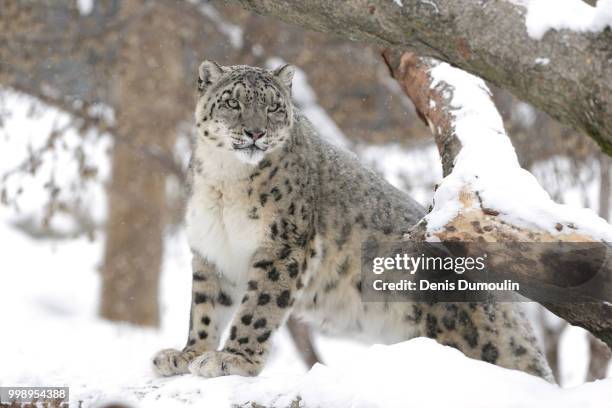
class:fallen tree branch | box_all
[227,0,612,154]
[382,50,612,349]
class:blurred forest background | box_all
[0,0,609,386]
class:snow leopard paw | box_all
[188,350,260,378]
[152,348,193,376]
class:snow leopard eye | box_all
[226,98,240,109]
[268,103,280,113]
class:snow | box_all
[535,57,551,66]
[423,61,612,242]
[526,0,612,39]
[392,0,404,7]
[77,0,93,15]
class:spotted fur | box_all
[152,61,553,382]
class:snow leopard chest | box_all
[185,180,265,285]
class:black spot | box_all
[252,318,267,330]
[245,348,255,356]
[270,223,279,239]
[248,280,259,290]
[258,159,272,169]
[324,281,338,293]
[458,309,479,348]
[268,267,280,281]
[481,342,499,364]
[254,260,273,269]
[426,314,440,338]
[288,203,295,215]
[201,316,210,326]
[277,290,291,308]
[248,207,259,220]
[238,337,249,345]
[278,246,291,259]
[194,293,208,304]
[288,262,299,278]
[442,304,458,331]
[241,314,253,325]
[242,295,249,303]
[198,330,208,340]
[260,193,268,206]
[258,293,271,305]
[338,258,350,275]
[217,291,233,306]
[510,337,528,356]
[412,305,423,324]
[230,325,237,340]
[257,330,272,343]
[187,339,196,347]
[355,281,362,293]
[355,213,367,228]
[193,274,207,281]
[269,166,279,180]
[336,223,352,249]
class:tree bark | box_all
[226,0,612,154]
[382,50,612,350]
[100,0,183,327]
[587,335,611,381]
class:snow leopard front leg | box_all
[189,245,307,377]
[152,253,234,376]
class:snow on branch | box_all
[382,50,612,349]
[526,0,612,40]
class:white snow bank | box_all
[526,0,612,39]
[424,62,612,241]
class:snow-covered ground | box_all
[1,85,611,407]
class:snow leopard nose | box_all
[244,128,266,141]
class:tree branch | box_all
[227,0,612,154]
[383,50,612,349]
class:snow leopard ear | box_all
[272,64,295,92]
[198,60,224,91]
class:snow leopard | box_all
[152,61,553,382]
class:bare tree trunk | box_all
[100,1,183,327]
[286,317,322,369]
[587,335,611,381]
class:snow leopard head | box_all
[195,61,295,165]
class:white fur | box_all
[186,145,264,287]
